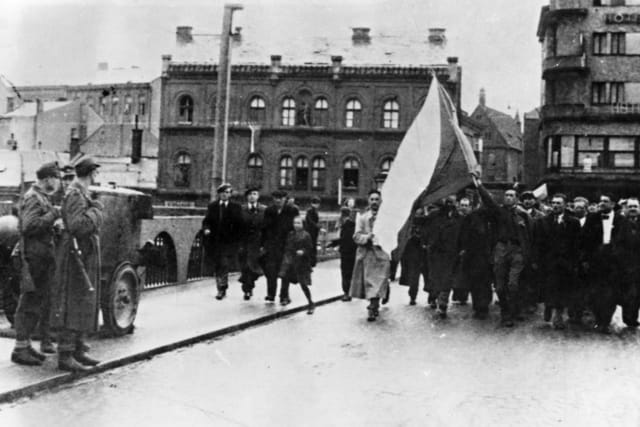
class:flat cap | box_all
[244,186,260,197]
[520,191,536,200]
[36,161,60,180]
[75,157,100,177]
[216,183,232,193]
[272,190,288,199]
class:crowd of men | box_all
[11,157,104,371]
[395,174,640,332]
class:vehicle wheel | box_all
[102,262,140,336]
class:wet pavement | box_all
[1,281,640,427]
[0,259,342,402]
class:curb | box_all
[0,294,343,405]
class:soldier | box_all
[238,187,266,300]
[304,196,321,267]
[349,190,390,321]
[202,183,243,300]
[533,194,580,329]
[50,157,103,372]
[11,162,61,366]
[262,190,299,304]
[473,175,531,327]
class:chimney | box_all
[176,26,193,45]
[428,28,446,47]
[162,54,172,77]
[479,88,486,107]
[131,114,142,164]
[232,26,242,43]
[97,62,109,71]
[331,55,343,80]
[515,110,521,131]
[270,55,282,82]
[447,57,459,82]
[352,27,371,45]
[70,127,80,158]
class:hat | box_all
[75,157,100,177]
[216,183,232,194]
[272,190,287,199]
[310,196,321,204]
[244,186,260,197]
[36,161,60,180]
[520,191,536,200]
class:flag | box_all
[533,183,548,200]
[373,76,479,256]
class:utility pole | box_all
[211,3,243,198]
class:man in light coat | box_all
[349,190,390,321]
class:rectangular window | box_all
[611,33,626,55]
[592,82,608,104]
[627,33,640,55]
[560,136,575,168]
[610,82,625,104]
[593,33,607,55]
[577,136,604,169]
[609,136,636,168]
[626,83,640,104]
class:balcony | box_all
[541,103,640,121]
[542,54,588,79]
[537,3,589,39]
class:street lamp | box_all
[211,3,243,198]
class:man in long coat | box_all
[51,157,103,372]
[11,162,61,366]
[261,190,299,304]
[613,197,640,328]
[202,183,243,300]
[349,190,390,321]
[399,207,428,306]
[238,187,266,300]
[304,196,321,267]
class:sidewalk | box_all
[0,259,342,404]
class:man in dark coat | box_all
[304,196,321,267]
[473,175,531,327]
[328,206,357,301]
[202,183,244,300]
[456,197,494,319]
[580,194,625,333]
[399,207,428,306]
[51,157,103,372]
[11,162,61,366]
[238,187,266,300]
[520,191,546,314]
[567,196,589,324]
[533,194,580,329]
[613,197,640,328]
[261,190,299,304]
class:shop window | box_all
[343,157,359,189]
[345,99,362,128]
[577,136,604,170]
[314,97,329,127]
[609,137,636,168]
[295,156,309,190]
[279,155,293,188]
[311,157,326,190]
[560,136,575,168]
[249,96,266,123]
[247,154,263,188]
[281,97,296,126]
[178,95,194,124]
[382,100,400,129]
[174,152,192,187]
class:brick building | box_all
[157,27,466,206]
[535,0,640,199]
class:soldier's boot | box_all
[73,350,100,366]
[11,347,43,366]
[58,352,91,372]
[28,345,46,361]
[40,340,56,354]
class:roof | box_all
[0,149,69,187]
[1,101,72,118]
[94,157,157,190]
[471,105,523,151]
[172,30,451,67]
[524,108,540,120]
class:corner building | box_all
[537,0,640,199]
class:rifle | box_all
[70,238,95,292]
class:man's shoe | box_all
[341,294,352,302]
[73,351,100,366]
[409,299,416,306]
[28,346,46,361]
[11,348,43,366]
[243,292,251,301]
[307,304,315,315]
[367,308,377,321]
[280,298,291,306]
[40,340,56,354]
[215,290,226,300]
[501,318,515,328]
[58,354,91,372]
[265,295,275,302]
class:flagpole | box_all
[337,178,342,207]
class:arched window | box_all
[312,157,326,190]
[314,97,329,127]
[343,157,360,189]
[380,158,393,176]
[123,95,133,115]
[382,100,400,129]
[247,154,263,188]
[86,96,94,109]
[345,99,362,128]
[111,95,120,115]
[279,155,293,188]
[295,156,309,190]
[174,152,192,187]
[248,96,266,123]
[178,95,194,124]
[281,97,296,126]
[100,97,108,116]
[138,94,147,116]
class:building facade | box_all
[157,27,463,206]
[536,0,640,199]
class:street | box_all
[1,282,640,427]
